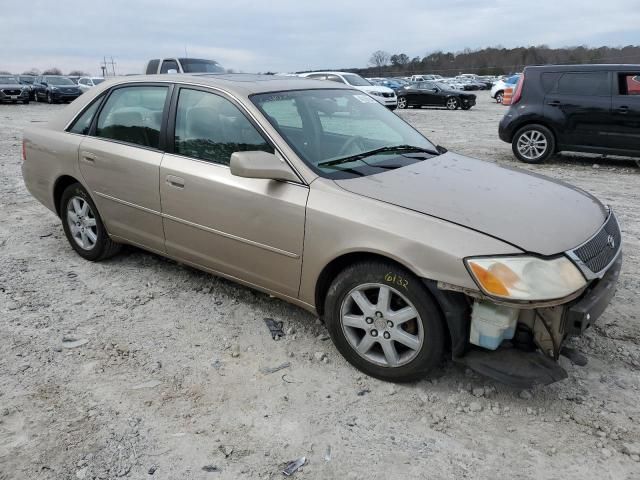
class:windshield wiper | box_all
[317,145,439,168]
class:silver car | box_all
[22,74,622,387]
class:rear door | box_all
[543,71,612,149]
[78,84,171,253]
[610,71,640,154]
[159,86,308,298]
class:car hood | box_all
[0,83,24,89]
[334,152,607,255]
[358,85,395,94]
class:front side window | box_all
[95,86,168,148]
[618,73,640,95]
[326,75,345,84]
[553,72,610,96]
[252,89,437,179]
[174,88,272,165]
[160,60,179,73]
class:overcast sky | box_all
[1,0,639,75]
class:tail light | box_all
[22,139,26,161]
[511,74,524,105]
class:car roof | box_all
[301,71,360,76]
[107,73,354,96]
[525,64,640,72]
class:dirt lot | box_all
[1,96,639,480]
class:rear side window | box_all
[68,97,103,135]
[551,72,610,96]
[617,73,640,95]
[95,86,168,149]
[326,75,345,84]
[146,59,159,74]
[174,88,273,166]
[160,60,179,73]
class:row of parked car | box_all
[0,74,105,104]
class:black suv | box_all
[498,64,640,163]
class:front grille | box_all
[2,89,21,95]
[382,92,394,98]
[571,211,621,276]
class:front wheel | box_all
[461,104,471,110]
[512,124,555,163]
[47,92,53,104]
[324,261,445,382]
[397,96,407,109]
[495,91,504,103]
[60,183,121,261]
[445,97,459,110]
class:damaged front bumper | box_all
[426,253,622,389]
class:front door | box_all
[159,87,308,298]
[543,71,612,149]
[610,71,640,154]
[78,84,170,253]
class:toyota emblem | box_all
[606,235,616,249]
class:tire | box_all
[47,92,53,104]
[59,183,121,261]
[495,91,504,104]
[33,91,38,102]
[512,124,555,164]
[397,96,407,109]
[445,97,459,110]
[324,261,445,382]
[23,100,29,105]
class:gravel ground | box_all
[1,96,639,480]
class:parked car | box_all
[78,77,105,93]
[299,71,397,109]
[491,74,520,103]
[67,76,81,85]
[499,64,640,164]
[22,74,621,387]
[0,75,30,104]
[368,78,406,91]
[32,75,82,103]
[397,81,476,110]
[410,74,443,83]
[145,58,225,74]
[18,75,37,100]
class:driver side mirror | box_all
[167,69,178,74]
[230,151,299,182]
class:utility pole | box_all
[100,56,117,77]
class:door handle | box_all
[617,105,629,114]
[80,151,97,163]
[547,100,561,107]
[166,175,185,189]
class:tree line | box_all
[358,45,640,77]
[0,68,89,76]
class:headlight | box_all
[465,255,586,301]
[51,86,58,91]
[368,91,383,97]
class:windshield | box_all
[93,78,105,85]
[0,76,19,84]
[342,74,371,87]
[46,76,75,85]
[178,58,225,73]
[19,76,34,84]
[252,89,437,179]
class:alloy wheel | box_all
[66,196,98,250]
[517,130,548,161]
[496,92,504,103]
[47,93,52,104]
[340,283,423,368]
[446,98,458,110]
[397,97,407,109]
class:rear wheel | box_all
[445,97,459,110]
[495,91,504,103]
[397,96,407,109]
[324,261,445,382]
[60,183,121,261]
[512,124,555,163]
